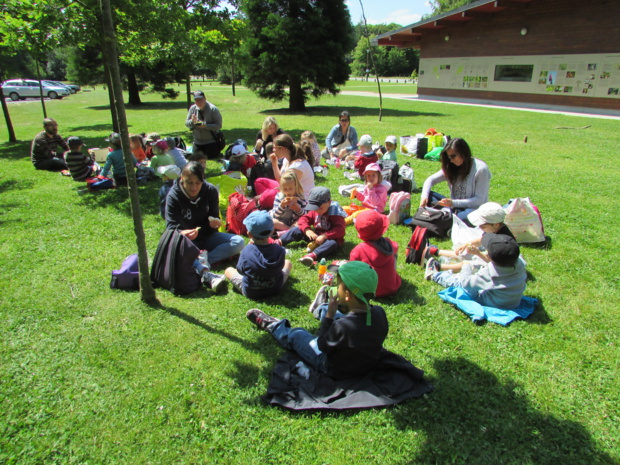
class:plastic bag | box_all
[451,215,483,251]
[504,197,545,243]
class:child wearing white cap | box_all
[382,136,398,161]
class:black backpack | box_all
[173,136,187,151]
[377,159,400,194]
[151,229,202,295]
[405,207,453,238]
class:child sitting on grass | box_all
[246,261,389,380]
[129,134,146,163]
[350,210,401,297]
[351,134,378,178]
[276,186,346,267]
[382,136,398,161]
[425,233,526,310]
[344,163,388,224]
[149,140,175,176]
[65,136,100,181]
[101,133,137,186]
[225,210,292,299]
[300,130,321,166]
[270,171,307,231]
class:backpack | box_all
[150,229,202,295]
[247,161,276,191]
[405,207,453,238]
[226,192,258,235]
[388,191,411,225]
[377,159,399,194]
[87,175,115,191]
[173,136,187,151]
[397,163,415,191]
[406,226,429,265]
[110,254,140,290]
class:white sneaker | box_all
[204,272,227,293]
[308,285,329,318]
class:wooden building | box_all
[375,0,620,111]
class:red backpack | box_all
[406,226,429,265]
[226,192,258,236]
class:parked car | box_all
[1,79,71,100]
[43,80,80,94]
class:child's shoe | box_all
[424,258,440,280]
[246,309,279,331]
[308,285,330,319]
[299,253,316,267]
[203,272,227,293]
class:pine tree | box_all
[242,0,355,111]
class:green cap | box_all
[337,261,378,325]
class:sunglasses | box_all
[340,119,350,122]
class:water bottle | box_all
[335,157,341,169]
[318,258,327,281]
[322,165,328,177]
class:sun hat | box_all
[154,140,169,151]
[385,135,397,145]
[105,132,121,144]
[243,210,274,240]
[363,162,382,176]
[357,134,373,147]
[231,144,249,157]
[337,261,378,324]
[156,165,181,180]
[306,186,331,211]
[193,90,205,99]
[355,210,389,242]
[468,202,506,226]
[481,233,520,267]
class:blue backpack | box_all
[110,254,139,290]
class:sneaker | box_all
[308,285,329,318]
[246,309,279,331]
[299,254,315,267]
[424,258,441,281]
[203,272,227,293]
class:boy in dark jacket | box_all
[65,136,100,181]
[225,211,292,299]
[246,261,389,380]
[276,186,346,267]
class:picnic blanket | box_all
[262,350,433,411]
[438,287,538,326]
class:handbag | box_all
[406,207,452,238]
[210,130,226,152]
[504,197,545,243]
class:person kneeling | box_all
[246,261,388,380]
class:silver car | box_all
[1,79,71,100]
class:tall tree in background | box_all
[242,0,355,111]
[428,0,478,15]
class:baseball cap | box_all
[355,210,389,242]
[385,135,397,145]
[358,134,372,147]
[156,165,181,180]
[243,210,274,240]
[363,162,382,176]
[481,233,520,267]
[468,202,506,226]
[105,132,121,144]
[306,186,331,211]
[193,90,205,99]
[337,261,378,324]
[154,140,169,151]
[67,136,83,147]
[231,144,248,157]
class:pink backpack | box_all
[388,192,411,224]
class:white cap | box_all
[467,202,506,226]
[385,135,397,145]
[231,144,248,157]
[157,165,181,180]
[358,134,372,147]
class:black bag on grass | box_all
[406,207,452,238]
[377,159,399,194]
[151,229,202,295]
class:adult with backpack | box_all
[185,90,222,160]
[420,138,490,225]
[165,161,245,289]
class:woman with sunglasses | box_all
[420,138,491,224]
[322,110,359,160]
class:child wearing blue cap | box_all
[246,261,389,379]
[224,210,292,299]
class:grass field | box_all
[1,82,619,464]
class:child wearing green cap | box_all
[246,261,389,380]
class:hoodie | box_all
[350,237,401,297]
[236,242,287,298]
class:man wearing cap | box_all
[100,132,137,186]
[30,118,69,171]
[353,134,379,178]
[425,233,527,310]
[224,210,292,299]
[246,261,389,380]
[185,90,222,160]
[65,136,100,181]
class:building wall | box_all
[416,0,620,109]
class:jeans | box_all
[432,270,462,288]
[34,157,67,171]
[316,303,346,321]
[269,319,328,373]
[193,231,245,266]
[428,191,474,226]
[280,227,339,259]
[193,142,220,160]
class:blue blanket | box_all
[438,287,538,326]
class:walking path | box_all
[341,90,620,120]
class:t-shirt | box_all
[282,158,315,199]
[236,242,286,299]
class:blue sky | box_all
[345,0,433,26]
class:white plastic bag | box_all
[504,197,545,243]
[451,214,483,251]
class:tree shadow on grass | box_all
[85,100,189,112]
[391,357,615,465]
[0,141,30,161]
[259,105,446,119]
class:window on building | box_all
[494,65,534,82]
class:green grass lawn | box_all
[1,82,619,464]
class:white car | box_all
[1,79,71,100]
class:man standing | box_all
[30,118,69,171]
[185,90,222,160]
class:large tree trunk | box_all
[0,86,16,142]
[288,74,305,112]
[127,70,141,105]
[100,0,158,305]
